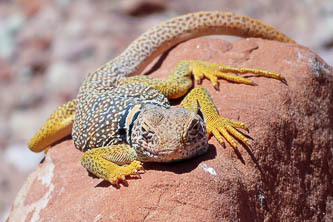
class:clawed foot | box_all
[188,60,286,147]
[206,115,250,148]
[189,60,285,89]
[108,160,144,187]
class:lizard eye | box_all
[188,119,202,136]
[141,126,153,140]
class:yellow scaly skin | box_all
[28,99,77,152]
[28,11,294,186]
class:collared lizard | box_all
[28,11,294,186]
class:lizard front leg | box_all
[28,99,77,152]
[119,60,285,147]
[179,86,249,148]
[81,144,143,186]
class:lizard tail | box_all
[99,11,295,78]
[89,11,294,85]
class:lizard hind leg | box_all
[28,99,77,153]
[81,144,143,186]
[119,60,285,101]
[189,60,286,88]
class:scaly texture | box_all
[28,11,294,185]
[78,11,294,96]
[28,99,77,152]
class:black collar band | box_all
[118,101,164,145]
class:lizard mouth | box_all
[130,106,209,162]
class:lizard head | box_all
[130,106,209,162]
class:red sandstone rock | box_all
[8,38,333,221]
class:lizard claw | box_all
[135,172,142,179]
[114,180,120,188]
[137,166,145,174]
[190,60,286,88]
[108,160,144,186]
[206,115,249,148]
[190,61,255,88]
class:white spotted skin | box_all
[72,84,170,151]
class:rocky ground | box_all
[7,37,333,221]
[1,0,333,220]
